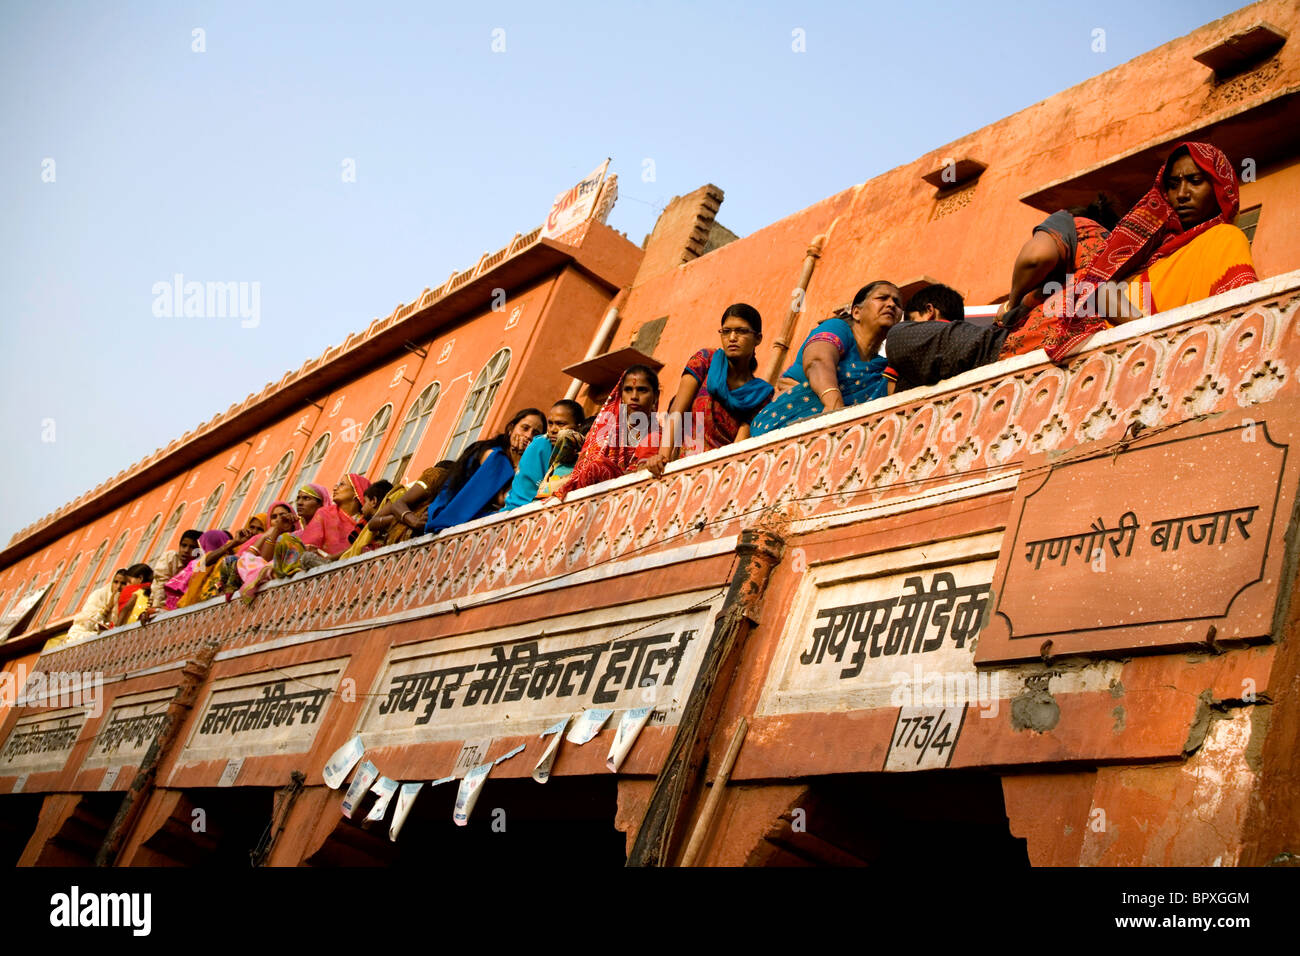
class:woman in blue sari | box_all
[751,280,902,436]
[424,407,546,533]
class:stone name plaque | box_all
[81,691,174,771]
[0,708,86,776]
[977,401,1299,663]
[357,590,722,749]
[758,534,1000,718]
[179,659,346,763]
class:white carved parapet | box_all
[35,274,1300,680]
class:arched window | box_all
[104,529,132,577]
[14,574,43,629]
[444,349,511,462]
[63,538,108,617]
[130,513,163,566]
[8,574,37,612]
[291,434,331,492]
[150,503,188,563]
[251,452,294,518]
[383,383,440,483]
[348,404,393,478]
[36,560,66,627]
[194,483,227,532]
[42,552,80,625]
[220,469,256,529]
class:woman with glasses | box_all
[751,281,900,436]
[644,303,773,476]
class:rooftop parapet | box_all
[31,272,1300,681]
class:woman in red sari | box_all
[1003,142,1258,362]
[555,366,662,500]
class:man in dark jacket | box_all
[883,284,1006,393]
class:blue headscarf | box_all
[704,348,773,421]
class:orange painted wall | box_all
[488,265,628,432]
[0,652,40,728]
[620,0,1300,402]
[1240,155,1300,280]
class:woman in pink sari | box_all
[273,476,369,577]
[163,530,233,610]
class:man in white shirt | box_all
[147,529,200,613]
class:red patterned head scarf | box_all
[554,369,660,501]
[347,473,371,501]
[1044,142,1241,362]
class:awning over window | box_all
[1019,88,1300,215]
[562,346,664,393]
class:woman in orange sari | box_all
[1003,142,1258,362]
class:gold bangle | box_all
[818,387,841,399]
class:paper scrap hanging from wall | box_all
[364,776,399,827]
[607,708,654,772]
[323,735,365,789]
[453,763,492,826]
[566,708,612,745]
[493,743,525,766]
[532,716,569,783]
[342,760,379,819]
[389,783,424,842]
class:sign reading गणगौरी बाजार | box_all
[978,407,1300,663]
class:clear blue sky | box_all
[0,0,1250,544]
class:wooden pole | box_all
[626,528,784,867]
[762,236,825,385]
[95,639,219,866]
[678,717,748,867]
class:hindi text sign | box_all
[541,160,609,240]
[179,660,345,765]
[358,591,720,751]
[80,691,173,771]
[758,535,1000,718]
[0,707,86,777]
[978,406,1298,663]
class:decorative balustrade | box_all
[33,275,1300,680]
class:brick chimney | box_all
[636,184,731,282]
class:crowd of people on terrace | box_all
[51,142,1260,646]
